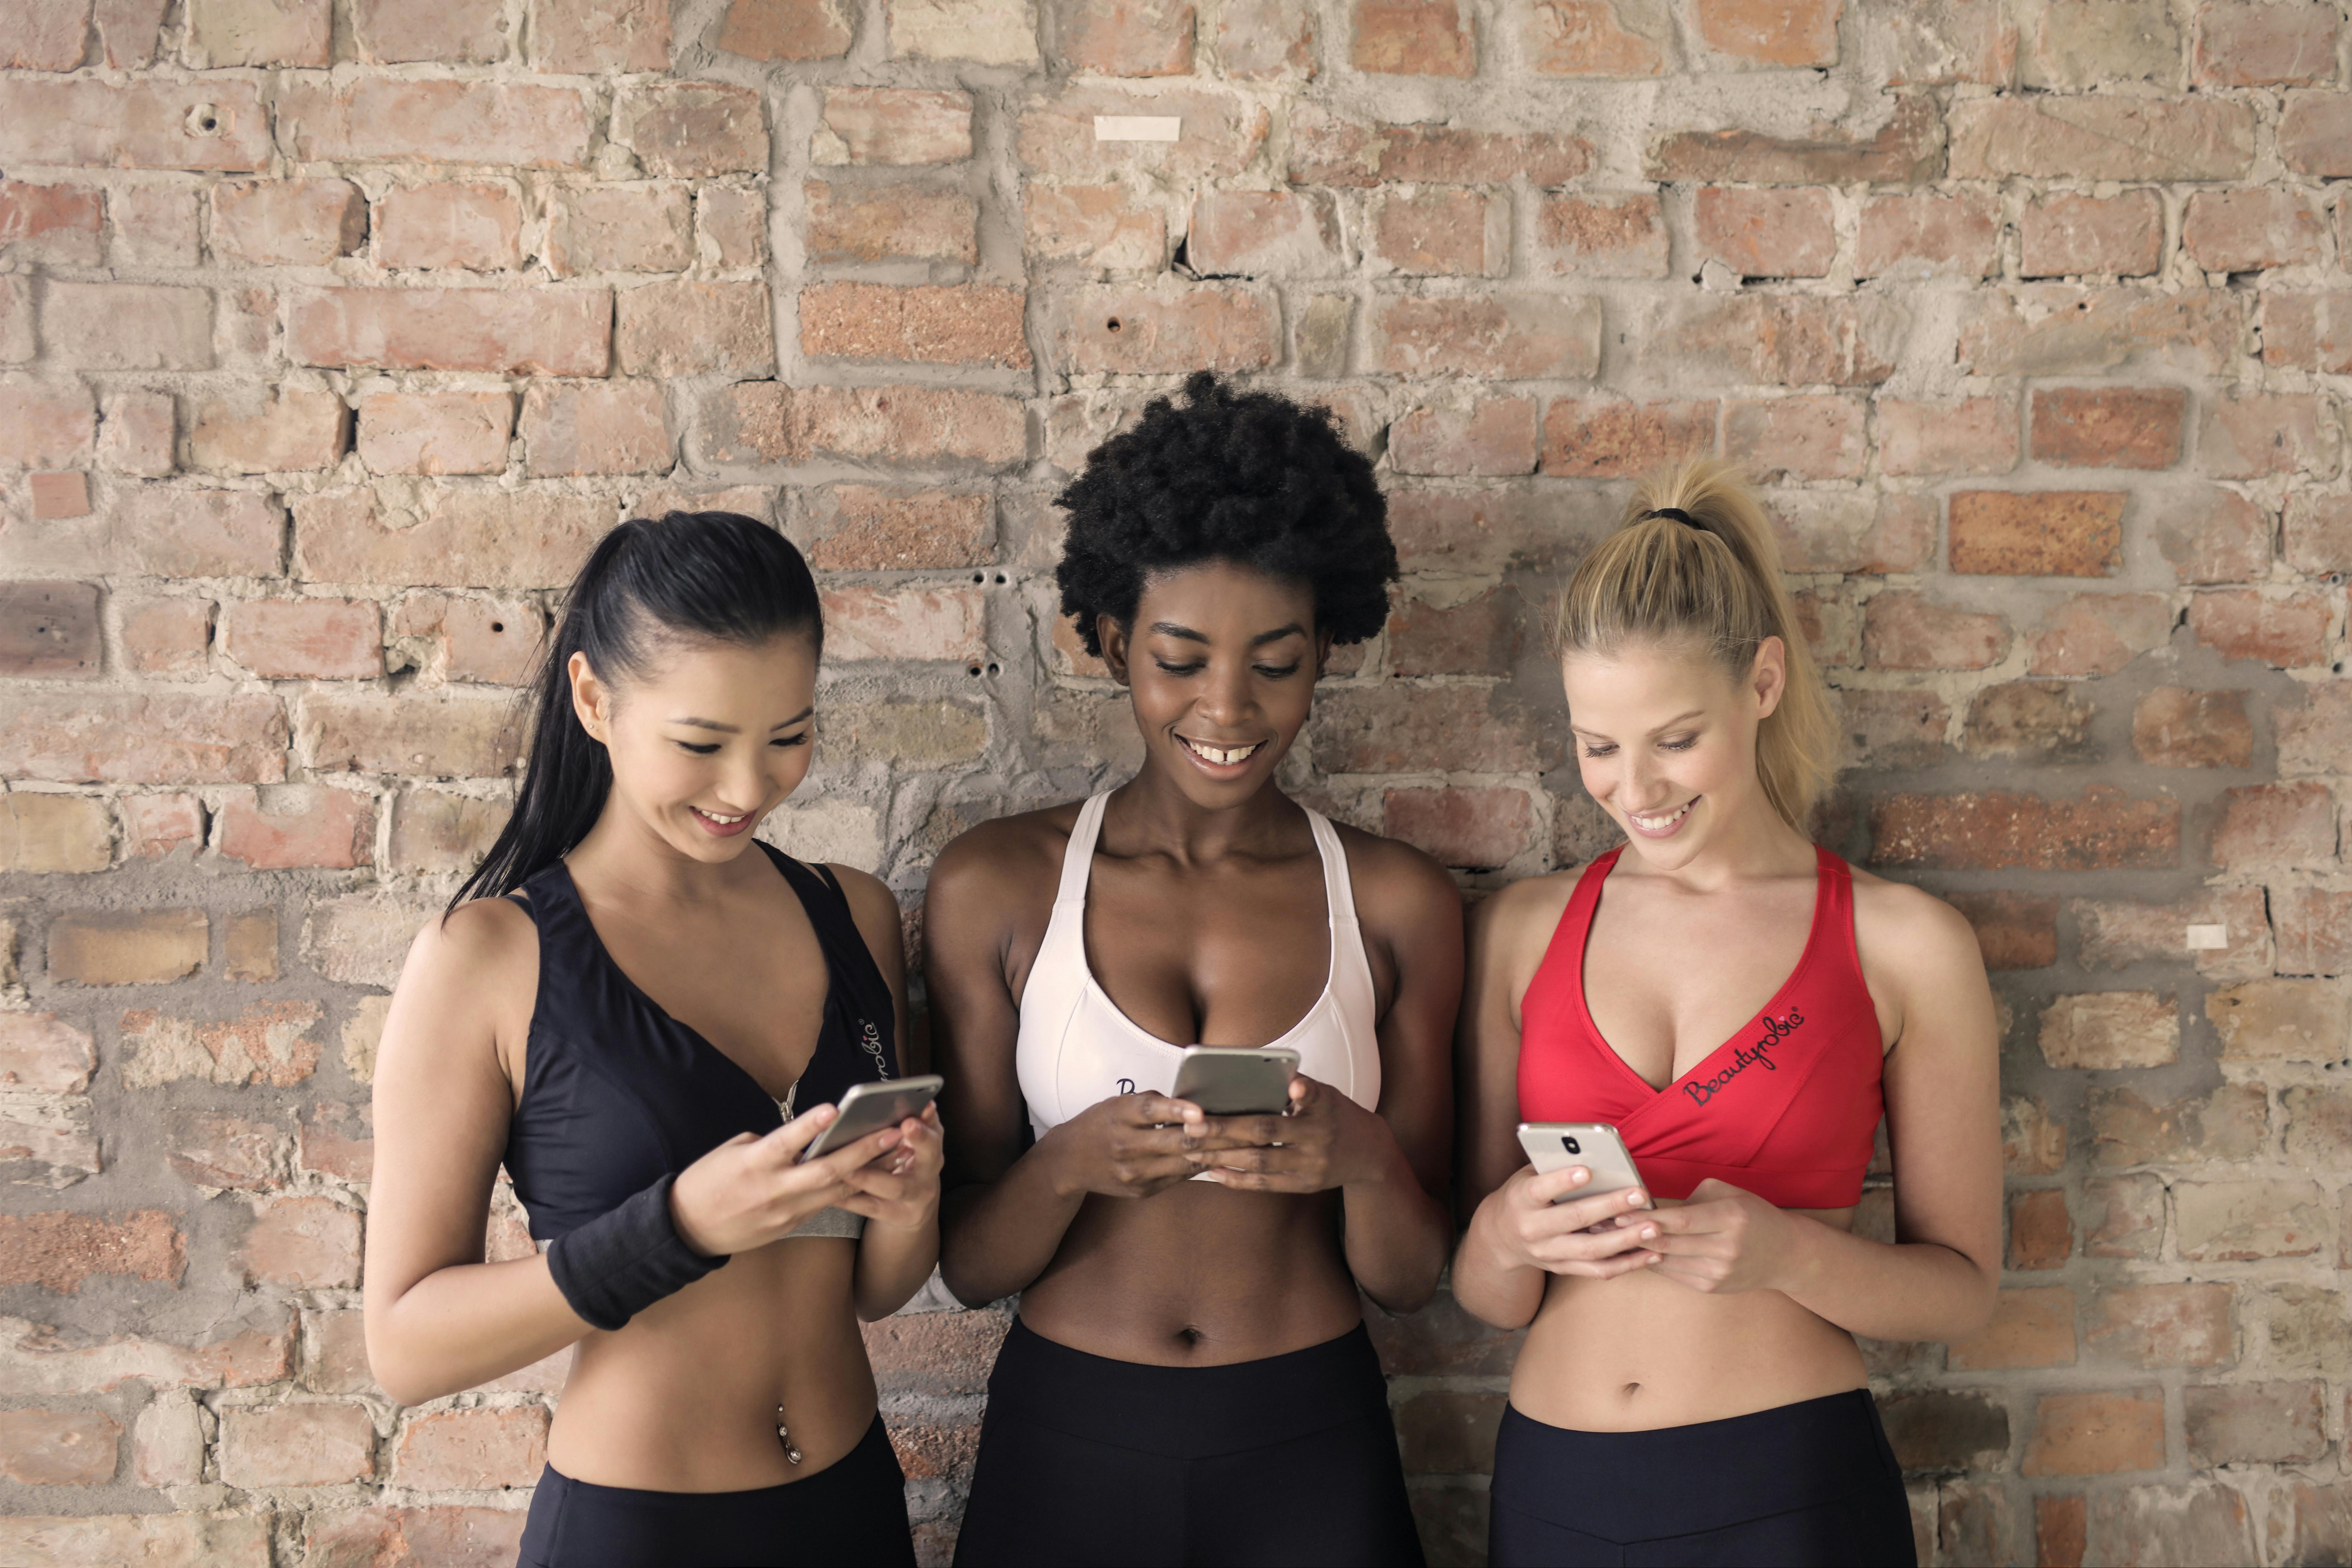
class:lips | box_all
[1178,735,1265,769]
[690,806,754,837]
[1625,798,1697,839]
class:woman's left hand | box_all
[840,1104,944,1231]
[1189,1074,1389,1194]
[1611,1177,1803,1295]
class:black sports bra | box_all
[500,842,897,1243]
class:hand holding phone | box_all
[797,1076,944,1163]
[1516,1122,1650,1209]
[1171,1046,1299,1116]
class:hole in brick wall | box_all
[967,663,982,676]
[993,573,1007,585]
[971,572,984,584]
[1105,317,1122,333]
[986,662,1000,676]
[489,621,505,634]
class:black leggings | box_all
[1489,1391,1917,1567]
[953,1318,1424,1568]
[515,1414,915,1568]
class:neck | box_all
[1620,792,1814,890]
[564,797,761,906]
[1104,761,1303,866]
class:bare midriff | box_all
[544,1237,875,1492]
[1507,1204,1866,1432]
[1019,1184,1361,1366]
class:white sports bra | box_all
[1015,791,1383,1144]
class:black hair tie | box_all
[1644,507,1705,530]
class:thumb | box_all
[761,1102,839,1158]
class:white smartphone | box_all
[1171,1046,1300,1116]
[1516,1122,1651,1208]
[797,1075,943,1163]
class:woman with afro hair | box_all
[926,373,1461,1566]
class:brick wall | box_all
[0,0,2346,1562]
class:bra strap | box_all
[1056,793,1110,906]
[1306,809,1360,932]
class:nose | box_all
[713,747,766,812]
[1615,750,1671,812]
[1196,656,1254,730]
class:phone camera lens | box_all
[1563,1136,1581,1155]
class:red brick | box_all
[1694,186,1834,278]
[2175,1178,2329,1260]
[2152,484,2270,584]
[95,390,175,478]
[2279,92,2352,176]
[2196,2,2338,84]
[614,82,766,178]
[1367,187,1505,277]
[1962,679,2093,761]
[1645,94,1941,182]
[1694,0,1840,66]
[1387,585,1523,676]
[615,279,773,377]
[1314,685,1555,774]
[1951,892,2057,971]
[2018,190,2163,279]
[1875,396,2016,477]
[1959,285,2243,378]
[393,1406,548,1491]
[705,383,1026,468]
[2004,1096,2068,1177]
[0,1210,183,1293]
[2025,592,2172,677]
[1288,105,1588,187]
[1854,192,1997,278]
[0,180,102,265]
[2190,588,2333,668]
[699,185,765,267]
[1792,585,1860,669]
[1871,787,2179,871]
[2272,1483,2352,1568]
[2186,1382,2325,1466]
[0,1013,95,1095]
[1524,0,1667,74]
[1386,487,1588,575]
[119,1000,323,1088]
[208,178,365,266]
[2199,392,2340,479]
[2009,1189,2071,1270]
[1055,284,1277,374]
[1950,491,2123,577]
[223,599,383,681]
[388,594,539,685]
[2022,1391,2166,1476]
[2079,1173,2163,1260]
[822,587,986,664]
[0,78,269,170]
[2212,782,2337,872]
[0,1409,119,1485]
[863,1309,1013,1395]
[2285,494,2352,574]
[2076,885,2271,984]
[1530,192,1666,277]
[1947,1285,2076,1370]
[240,1196,361,1289]
[1390,398,1538,477]
[388,786,507,874]
[1053,0,1194,73]
[1652,294,1900,386]
[1539,398,1713,479]
[2183,189,2324,273]
[1371,295,1600,379]
[168,1111,285,1192]
[376,182,523,271]
[1863,592,2008,670]
[794,487,991,572]
[352,0,507,61]
[296,691,521,777]
[188,0,329,63]
[1218,0,1314,75]
[2,0,89,69]
[2132,686,2252,768]
[279,79,589,167]
[304,1506,528,1567]
[1022,184,1163,269]
[189,389,348,476]
[114,796,204,865]
[544,184,692,276]
[1722,396,1863,481]
[814,87,972,165]
[535,0,670,67]
[107,184,199,269]
[2092,1080,2265,1167]
[217,786,374,871]
[2277,682,2352,778]
[0,1310,292,1395]
[1951,97,2253,180]
[295,487,610,591]
[716,0,854,59]
[800,282,1030,370]
[520,381,671,477]
[2028,387,2183,470]
[2207,977,2352,1063]
[2,694,286,785]
[2277,887,2352,976]
[290,287,610,376]
[357,392,513,477]
[2041,992,2179,1070]
[39,283,211,372]
[806,182,975,265]
[1351,0,1473,74]
[221,1402,374,1487]
[2258,291,2352,372]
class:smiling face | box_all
[570,631,819,865]
[1561,636,1787,870]
[1099,560,1329,812]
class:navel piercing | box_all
[776,1406,803,1465]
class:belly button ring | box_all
[775,1407,803,1465]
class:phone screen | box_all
[798,1076,942,1163]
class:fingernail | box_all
[1626,1191,1645,1206]
[1641,1226,1658,1240]
[1570,1168,1589,1184]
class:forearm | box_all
[1448,1195,1547,1331]
[1340,1144,1451,1314]
[854,1217,940,1322]
[367,1255,587,1407]
[1777,1220,1997,1342]
[939,1141,1086,1306]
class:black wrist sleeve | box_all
[545,1174,729,1331]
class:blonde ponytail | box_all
[1553,459,1838,831]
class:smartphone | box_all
[797,1075,943,1163]
[1170,1046,1300,1116]
[1516,1122,1651,1208]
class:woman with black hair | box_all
[364,512,942,1568]
[928,374,1461,1567]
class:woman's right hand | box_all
[1040,1093,1234,1201]
[1477,1163,1662,1279]
[668,1104,906,1257]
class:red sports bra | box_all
[1517,845,1884,1210]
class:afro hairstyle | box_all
[1054,371,1397,660]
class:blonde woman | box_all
[1452,463,1999,1566]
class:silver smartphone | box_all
[797,1075,943,1163]
[1171,1046,1300,1116]
[1516,1122,1651,1208]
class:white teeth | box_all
[696,808,747,823]
[1182,737,1262,766]
[1629,800,1695,830]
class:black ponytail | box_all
[447,511,822,916]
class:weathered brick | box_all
[2083,1172,2163,1260]
[2176,1178,2329,1260]
[2190,588,2333,669]
[1871,788,2178,871]
[0,2,87,72]
[1856,192,1998,279]
[2185,1381,2324,1467]
[2,693,286,786]
[220,1401,373,1487]
[1951,97,2252,180]
[1390,398,1538,477]
[2019,190,2163,279]
[222,598,383,681]
[2183,189,2324,274]
[40,283,211,372]
[290,287,611,376]
[95,390,175,478]
[117,794,204,861]
[189,388,348,476]
[1521,0,1669,74]
[0,180,102,267]
[1370,294,1600,379]
[534,0,670,67]
[279,80,590,167]
[1396,1388,1506,1473]
[2207,978,2350,1063]
[806,182,976,265]
[294,487,611,591]
[2022,1390,2165,1477]
[1314,685,1555,774]
[1959,285,2243,378]
[297,691,521,778]
[1056,284,1278,374]
[1539,398,1711,479]
[1049,0,1194,73]
[1947,1285,2076,1371]
[389,787,507,874]
[2025,592,2172,678]
[0,580,100,680]
[47,908,207,986]
[1646,94,1942,183]
[2283,1084,2352,1168]
[0,1014,95,1095]
[2040,992,2177,1071]
[239,1195,361,1289]
[2277,887,2352,976]
[208,178,365,266]
[392,1406,548,1491]
[2091,1082,2264,1168]
[2211,781,2336,873]
[0,1210,183,1293]
[0,78,267,170]
[614,83,766,178]
[2131,686,2252,768]
[1362,187,1502,277]
[2008,1188,2071,1271]
[1950,491,2124,577]
[357,392,514,477]
[816,88,973,165]
[2148,483,2268,585]
[2284,494,2352,575]
[2003,1095,2067,1176]
[1651,294,1902,386]
[822,587,987,663]
[376,181,523,271]
[1693,0,1840,66]
[801,282,1030,370]
[1217,0,1314,74]
[698,185,766,267]
[705,382,1026,468]
[615,279,773,377]
[119,1001,321,1089]
[0,794,112,875]
[2029,388,2184,470]
[216,786,374,872]
[1021,184,1163,269]
[303,1505,528,1566]
[1694,186,1834,278]
[223,910,277,985]
[1879,1389,2009,1471]
[717,0,853,59]
[2075,886,2270,982]
[0,1409,118,1485]
[520,381,672,477]
[1942,892,2054,972]
[1722,396,1863,481]
[187,0,330,64]
[389,594,541,685]
[889,0,1039,61]
[168,1111,284,1192]
[1289,105,1589,187]
[107,184,199,269]
[2279,93,2352,176]
[1862,592,2008,671]
[2203,391,2341,480]
[1529,192,1667,278]
[545,184,693,277]
[2276,683,2352,779]
[1351,0,1474,74]
[353,0,507,62]
[1961,681,2092,762]
[2196,2,2338,84]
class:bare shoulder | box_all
[1470,865,1580,950]
[1849,865,1981,968]
[403,893,537,994]
[825,864,905,958]
[929,800,1083,898]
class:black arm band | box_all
[545,1174,728,1331]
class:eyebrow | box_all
[1570,708,1706,740]
[1148,620,1310,648]
[669,706,816,734]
